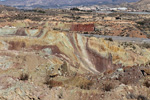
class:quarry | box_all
[0,5,150,100]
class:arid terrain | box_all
[0,5,150,100]
[122,0,150,11]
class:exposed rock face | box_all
[2,21,145,38]
[0,22,149,72]
[0,6,150,100]
[0,20,150,99]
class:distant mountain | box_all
[0,0,139,9]
[121,0,150,11]
[131,0,150,11]
[0,5,17,11]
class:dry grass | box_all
[64,76,93,90]
[44,74,63,89]
[44,80,63,89]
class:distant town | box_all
[68,5,147,12]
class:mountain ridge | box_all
[0,0,139,9]
[121,0,150,11]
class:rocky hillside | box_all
[0,20,150,99]
[0,8,150,100]
[0,5,17,12]
[122,0,150,11]
[134,0,150,11]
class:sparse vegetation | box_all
[44,74,62,89]
[126,93,136,99]
[84,32,89,34]
[103,83,114,91]
[44,79,63,89]
[80,82,93,90]
[104,38,113,42]
[126,94,148,100]
[137,95,148,100]
[121,42,138,49]
[70,7,80,11]
[136,19,150,36]
[19,73,29,81]
[140,42,150,48]
[59,61,69,76]
[143,80,150,88]
[37,10,46,13]
[64,76,93,90]
[137,21,145,25]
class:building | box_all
[70,23,94,32]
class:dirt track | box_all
[83,34,150,43]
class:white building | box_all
[117,7,127,11]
